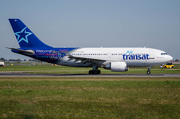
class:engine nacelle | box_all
[104,62,128,72]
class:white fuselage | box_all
[58,47,173,68]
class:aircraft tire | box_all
[89,70,94,74]
[97,70,101,74]
[94,70,101,74]
[147,71,151,75]
[89,70,101,74]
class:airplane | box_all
[7,19,173,74]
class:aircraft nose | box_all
[168,55,173,61]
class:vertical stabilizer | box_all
[9,19,52,48]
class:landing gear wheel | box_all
[94,70,101,74]
[147,71,151,75]
[89,70,101,74]
[147,67,151,75]
[89,70,94,74]
[97,70,101,74]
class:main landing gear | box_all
[147,67,151,74]
[89,70,101,74]
[89,65,101,74]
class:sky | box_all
[0,0,180,60]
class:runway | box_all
[0,72,180,77]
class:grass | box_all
[0,77,180,118]
[0,63,180,74]
[0,64,180,118]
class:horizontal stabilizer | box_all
[6,47,35,55]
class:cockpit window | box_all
[161,53,167,55]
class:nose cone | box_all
[168,55,173,61]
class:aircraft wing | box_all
[68,55,112,66]
[68,55,106,61]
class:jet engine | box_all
[104,62,128,72]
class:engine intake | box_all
[104,62,128,72]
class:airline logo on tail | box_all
[15,27,32,43]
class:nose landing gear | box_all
[147,67,151,74]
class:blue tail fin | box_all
[9,19,52,48]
